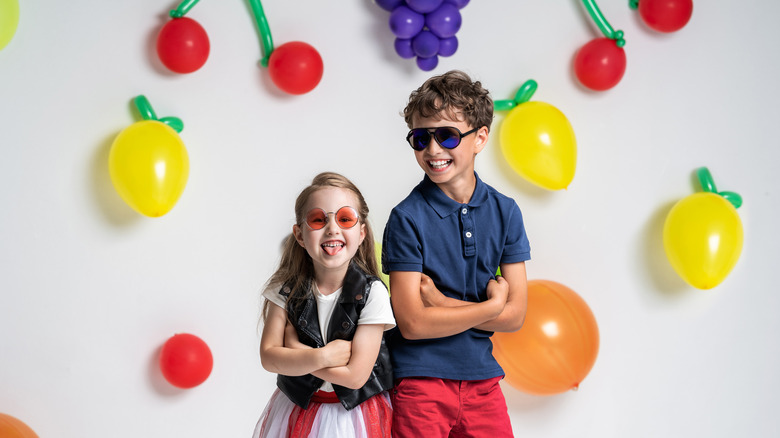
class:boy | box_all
[382,70,531,437]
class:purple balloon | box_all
[406,0,444,14]
[438,36,458,57]
[389,6,425,39]
[375,0,404,12]
[444,0,470,9]
[412,31,440,58]
[426,3,461,38]
[394,38,415,59]
[416,55,439,71]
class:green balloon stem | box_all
[134,95,157,121]
[582,0,626,46]
[696,167,742,209]
[628,0,639,10]
[131,95,184,133]
[169,0,201,18]
[513,80,538,104]
[247,0,275,67]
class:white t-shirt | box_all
[262,279,396,392]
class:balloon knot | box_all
[613,30,626,47]
[169,9,184,18]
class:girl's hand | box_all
[420,273,446,307]
[320,339,352,368]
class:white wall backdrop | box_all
[2,1,779,437]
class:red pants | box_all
[391,376,513,438]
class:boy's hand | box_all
[320,339,352,368]
[486,275,509,311]
[420,273,446,307]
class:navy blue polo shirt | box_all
[382,173,531,380]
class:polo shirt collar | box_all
[420,172,489,218]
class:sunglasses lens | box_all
[335,207,359,228]
[435,127,461,149]
[306,209,327,230]
[410,129,431,150]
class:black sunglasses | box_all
[406,126,479,151]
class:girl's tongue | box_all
[322,241,344,256]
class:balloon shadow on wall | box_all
[358,0,421,74]
[500,380,568,412]
[147,345,185,397]
[637,200,688,295]
[146,12,180,77]
[90,132,141,227]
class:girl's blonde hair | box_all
[262,172,379,321]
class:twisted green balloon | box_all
[247,0,275,67]
[628,0,639,10]
[169,0,201,18]
[582,0,626,47]
[696,167,742,209]
[494,80,538,111]
[133,95,184,133]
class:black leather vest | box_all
[276,263,393,410]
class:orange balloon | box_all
[492,280,599,395]
[0,413,39,438]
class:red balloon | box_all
[267,41,324,95]
[574,37,626,91]
[159,333,213,388]
[638,0,693,33]
[492,280,599,395]
[157,17,210,74]
[0,413,38,438]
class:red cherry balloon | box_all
[574,37,627,91]
[159,333,213,388]
[157,17,210,73]
[267,41,324,95]
[638,0,692,33]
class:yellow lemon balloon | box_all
[0,0,20,51]
[663,192,743,289]
[499,101,577,190]
[375,242,390,290]
[109,120,189,217]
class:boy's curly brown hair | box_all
[403,70,494,132]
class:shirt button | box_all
[461,208,468,215]
[342,321,350,329]
[465,231,472,238]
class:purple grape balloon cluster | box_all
[376,0,469,71]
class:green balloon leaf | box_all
[582,0,626,46]
[169,0,201,18]
[696,167,742,209]
[247,0,275,68]
[131,95,184,133]
[493,100,516,112]
[628,0,639,10]
[159,117,185,133]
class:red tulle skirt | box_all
[253,389,392,438]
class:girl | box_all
[253,172,395,438]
